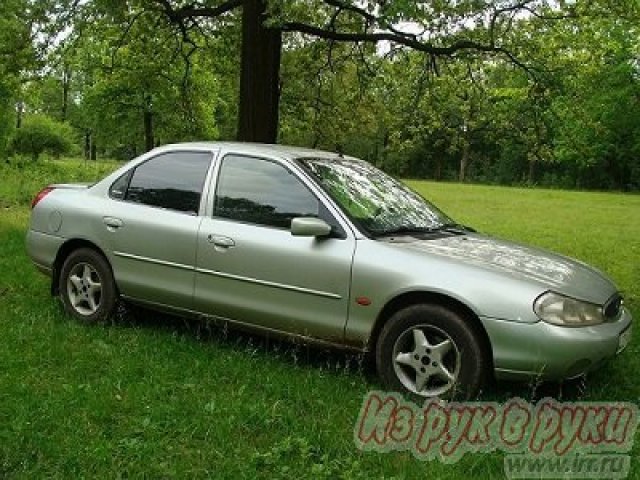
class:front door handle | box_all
[207,234,235,248]
[103,217,123,230]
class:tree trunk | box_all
[434,157,442,181]
[144,107,154,152]
[84,131,91,160]
[459,139,470,182]
[62,65,71,121]
[237,0,282,143]
[16,101,23,129]
[528,157,536,184]
[90,139,97,161]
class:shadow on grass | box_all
[110,300,378,379]
[84,300,610,404]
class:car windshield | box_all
[299,156,455,236]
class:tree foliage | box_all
[0,0,38,154]
[0,0,639,190]
[10,115,74,161]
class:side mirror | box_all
[290,217,332,237]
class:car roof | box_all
[155,142,346,162]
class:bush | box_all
[10,115,74,161]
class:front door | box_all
[194,154,355,342]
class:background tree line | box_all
[1,0,639,190]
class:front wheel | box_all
[375,304,488,400]
[59,248,116,323]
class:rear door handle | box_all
[207,234,235,248]
[103,217,123,229]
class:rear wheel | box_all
[375,304,487,400]
[59,248,116,323]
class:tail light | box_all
[31,186,55,209]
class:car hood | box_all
[384,233,617,304]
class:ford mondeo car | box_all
[26,143,633,398]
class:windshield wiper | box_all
[437,222,476,233]
[371,223,476,238]
[371,226,440,237]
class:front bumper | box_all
[482,307,633,381]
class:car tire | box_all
[59,248,116,323]
[375,304,487,400]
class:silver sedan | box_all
[26,142,633,399]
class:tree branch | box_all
[283,21,502,56]
[152,0,243,21]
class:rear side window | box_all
[111,151,212,214]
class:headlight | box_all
[533,291,604,326]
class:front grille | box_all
[603,293,623,320]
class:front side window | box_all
[109,170,132,200]
[214,155,320,229]
[117,151,212,214]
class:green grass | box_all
[0,157,119,208]
[0,161,638,478]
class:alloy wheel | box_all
[392,324,461,397]
[66,262,103,316]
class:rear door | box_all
[102,149,214,310]
[194,154,355,342]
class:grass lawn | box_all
[1,159,638,478]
